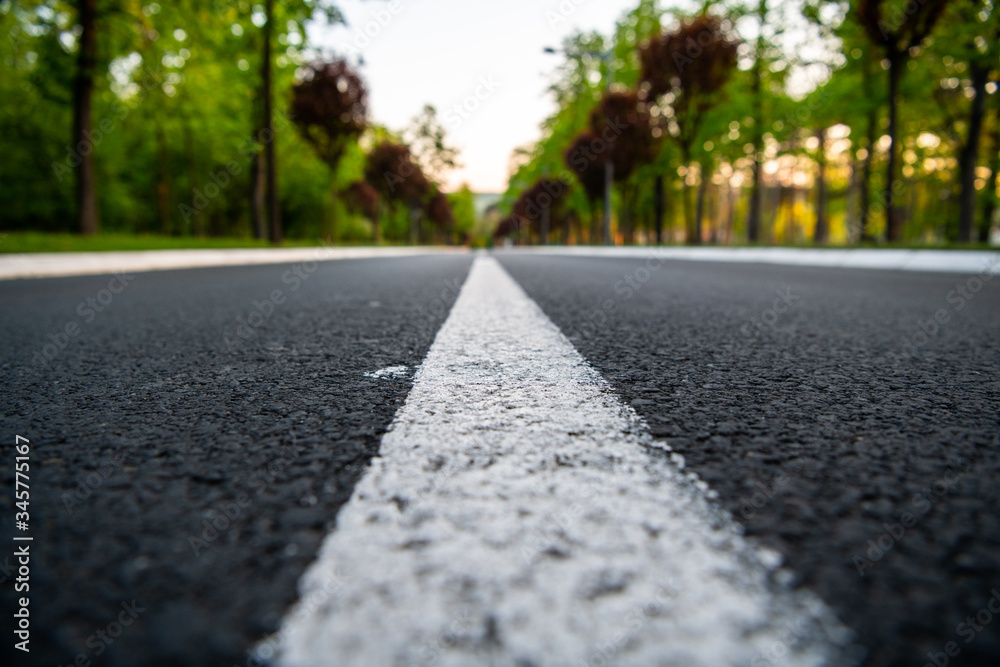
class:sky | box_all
[308,0,645,193]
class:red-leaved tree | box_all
[565,131,609,243]
[364,142,432,243]
[639,14,739,244]
[291,60,367,241]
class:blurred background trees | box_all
[0,0,457,245]
[501,0,999,247]
[0,0,997,248]
[291,59,367,241]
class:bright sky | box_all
[308,0,644,193]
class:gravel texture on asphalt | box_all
[274,257,856,667]
[497,253,1000,667]
[0,255,472,667]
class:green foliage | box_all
[0,0,447,245]
[502,0,997,246]
[1,0,996,246]
[447,185,477,239]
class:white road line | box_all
[268,257,857,667]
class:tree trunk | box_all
[747,85,763,242]
[981,121,1000,243]
[726,184,736,244]
[263,0,281,244]
[859,51,877,243]
[653,174,664,245]
[540,197,549,246]
[74,0,98,235]
[590,200,600,244]
[847,153,860,243]
[693,161,708,245]
[329,178,339,243]
[183,124,205,237]
[957,62,988,243]
[249,152,266,239]
[814,127,828,244]
[786,185,798,242]
[603,159,613,245]
[683,180,695,245]
[409,202,420,245]
[884,51,902,242]
[746,0,766,244]
[156,125,170,235]
[372,198,382,245]
[860,116,876,242]
[621,182,634,245]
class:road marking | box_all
[364,365,409,379]
[269,257,857,666]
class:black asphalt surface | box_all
[1,251,998,667]
[498,253,1000,667]
[0,254,472,666]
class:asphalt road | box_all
[0,255,472,666]
[0,251,998,666]
[497,253,1000,667]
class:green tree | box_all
[447,184,477,244]
[364,141,431,243]
[404,104,460,186]
[855,0,952,241]
[934,0,998,241]
[639,13,741,244]
[291,59,368,242]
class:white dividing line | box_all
[269,257,857,667]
